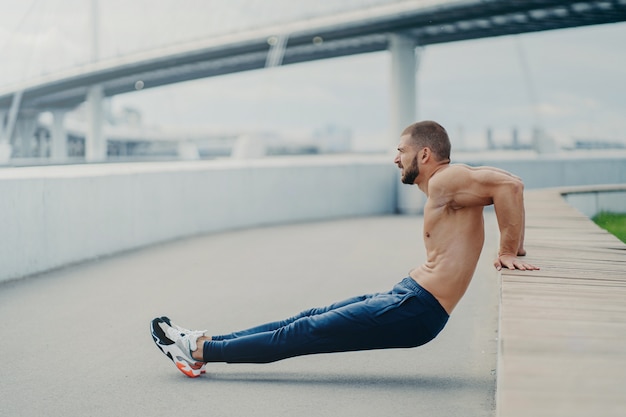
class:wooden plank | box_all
[496,187,626,417]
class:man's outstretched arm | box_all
[484,168,538,271]
[430,164,539,271]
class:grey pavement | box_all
[1,214,500,417]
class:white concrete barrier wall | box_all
[456,154,626,190]
[0,153,624,283]
[561,185,626,218]
[0,156,396,283]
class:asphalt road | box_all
[1,214,500,417]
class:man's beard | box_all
[401,158,419,184]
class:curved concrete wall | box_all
[456,153,626,190]
[560,185,626,217]
[0,156,396,283]
[0,153,624,283]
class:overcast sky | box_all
[1,0,625,151]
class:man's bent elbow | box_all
[511,178,524,195]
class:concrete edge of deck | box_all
[495,184,626,417]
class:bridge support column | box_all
[36,127,48,157]
[0,91,23,163]
[265,34,288,68]
[389,33,424,214]
[51,109,68,160]
[0,110,6,139]
[15,111,39,158]
[85,84,106,162]
[0,110,9,163]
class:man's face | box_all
[394,135,420,184]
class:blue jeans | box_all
[203,277,449,363]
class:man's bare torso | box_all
[410,173,487,314]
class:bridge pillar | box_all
[50,109,68,160]
[0,91,23,163]
[0,110,5,139]
[36,127,48,157]
[85,84,106,162]
[265,34,289,68]
[389,33,424,214]
[14,110,39,158]
[0,110,9,163]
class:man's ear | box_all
[420,147,431,162]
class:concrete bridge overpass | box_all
[1,0,625,162]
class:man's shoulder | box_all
[427,165,475,205]
[447,163,473,171]
[430,164,473,186]
[429,164,499,208]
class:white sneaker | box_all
[150,317,206,378]
[160,316,208,351]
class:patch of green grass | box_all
[592,212,626,244]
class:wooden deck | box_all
[496,187,626,417]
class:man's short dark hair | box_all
[402,121,451,161]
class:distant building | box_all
[571,139,626,150]
[312,124,352,153]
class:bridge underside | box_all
[1,0,625,110]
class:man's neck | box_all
[416,162,450,195]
